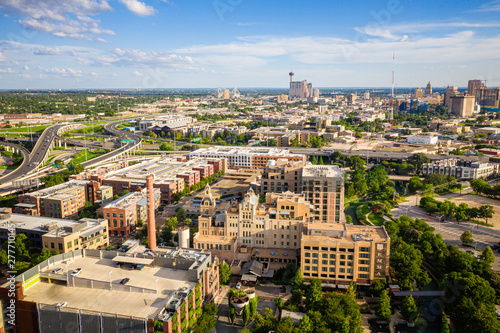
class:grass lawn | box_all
[359,204,370,215]
[0,164,19,170]
[344,197,370,225]
[3,125,51,133]
[368,213,385,226]
[70,149,107,164]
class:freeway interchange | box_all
[0,119,142,186]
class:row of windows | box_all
[197,243,232,251]
[304,246,361,253]
[303,273,369,279]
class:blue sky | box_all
[0,0,500,89]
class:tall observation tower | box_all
[289,71,294,83]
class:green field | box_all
[2,125,51,133]
[368,213,385,226]
[70,149,108,164]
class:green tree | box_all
[165,217,178,230]
[479,246,496,268]
[229,306,235,325]
[318,156,324,165]
[376,290,391,322]
[478,205,494,225]
[176,208,186,221]
[274,297,284,320]
[193,303,217,333]
[310,155,317,165]
[304,278,322,311]
[460,230,473,246]
[401,295,419,322]
[218,262,232,285]
[297,315,313,333]
[291,289,303,305]
[369,279,387,297]
[408,153,430,172]
[290,268,304,290]
[276,316,294,333]
[408,176,424,193]
[249,296,259,319]
[242,304,250,326]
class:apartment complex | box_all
[261,159,303,193]
[261,161,345,223]
[302,165,345,223]
[0,210,108,252]
[17,180,90,219]
[194,188,311,266]
[301,223,390,286]
[189,147,306,169]
[422,159,500,179]
[86,156,226,204]
[2,247,219,333]
[103,188,161,236]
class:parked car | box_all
[492,244,500,250]
[119,278,130,285]
[52,268,63,274]
[135,265,144,270]
[236,282,242,290]
[57,302,68,308]
[70,268,82,276]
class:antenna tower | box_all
[390,50,395,130]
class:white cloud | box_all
[475,1,500,12]
[0,67,14,73]
[19,17,115,40]
[0,0,112,19]
[0,51,5,61]
[132,70,144,76]
[0,0,114,40]
[46,67,83,77]
[23,65,29,70]
[119,0,156,16]
[33,46,62,55]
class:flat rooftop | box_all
[25,180,88,198]
[304,223,389,244]
[190,146,304,157]
[302,164,344,178]
[0,213,79,232]
[28,256,195,318]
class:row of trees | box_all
[386,215,500,332]
[420,196,495,224]
[470,179,500,198]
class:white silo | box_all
[178,226,190,249]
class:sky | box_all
[0,0,500,89]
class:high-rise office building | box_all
[425,81,432,95]
[289,72,313,99]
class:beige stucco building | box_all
[301,223,390,286]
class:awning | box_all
[80,226,105,238]
[279,211,290,215]
[112,256,154,266]
[241,274,258,282]
[15,203,36,208]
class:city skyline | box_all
[0,0,500,89]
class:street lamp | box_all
[109,271,112,289]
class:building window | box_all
[67,241,72,248]
[58,243,63,250]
